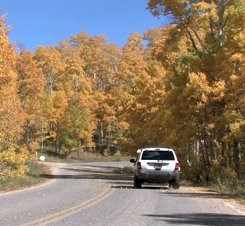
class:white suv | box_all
[130,147,180,189]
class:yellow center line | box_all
[22,185,114,226]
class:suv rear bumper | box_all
[135,170,180,183]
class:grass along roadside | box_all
[0,162,50,192]
[37,151,132,163]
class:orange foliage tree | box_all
[0,16,27,176]
[147,0,245,181]
[17,51,45,153]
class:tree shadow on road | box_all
[41,165,134,186]
[143,213,245,225]
[41,165,170,190]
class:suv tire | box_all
[169,179,180,189]
[134,176,142,189]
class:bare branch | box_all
[182,22,199,52]
[188,25,208,54]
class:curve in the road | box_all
[21,183,114,226]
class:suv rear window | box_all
[141,150,175,160]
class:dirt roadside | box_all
[181,186,245,215]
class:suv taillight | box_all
[175,162,180,171]
[136,162,142,169]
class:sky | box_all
[0,0,167,51]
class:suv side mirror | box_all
[130,159,136,164]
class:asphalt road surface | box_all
[0,161,244,226]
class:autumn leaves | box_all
[0,1,244,182]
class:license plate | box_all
[154,163,162,170]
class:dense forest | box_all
[0,0,244,183]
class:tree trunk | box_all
[233,140,240,178]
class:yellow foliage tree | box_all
[147,0,245,181]
[0,16,28,176]
[17,51,45,153]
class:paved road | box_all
[0,161,244,226]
